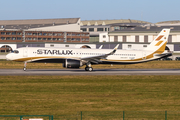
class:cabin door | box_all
[23,48,28,57]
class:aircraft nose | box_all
[6,54,12,60]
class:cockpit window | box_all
[11,50,19,54]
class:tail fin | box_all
[145,29,170,53]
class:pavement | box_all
[0,68,180,75]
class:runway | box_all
[0,68,180,75]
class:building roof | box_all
[81,19,151,26]
[109,25,180,33]
[156,20,180,24]
[0,18,80,29]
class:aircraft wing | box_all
[80,44,119,64]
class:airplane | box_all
[6,29,172,72]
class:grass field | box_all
[1,60,180,119]
[0,75,180,116]
[0,60,180,69]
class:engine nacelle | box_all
[63,59,82,68]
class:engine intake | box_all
[63,59,82,68]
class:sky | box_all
[0,0,180,23]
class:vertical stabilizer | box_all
[145,29,170,53]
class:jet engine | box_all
[63,59,83,68]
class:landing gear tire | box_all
[85,67,89,71]
[88,67,93,72]
[23,67,26,71]
[85,67,93,72]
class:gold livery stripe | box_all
[155,41,163,46]
[155,35,164,41]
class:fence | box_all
[0,115,53,120]
[1,111,180,120]
[54,111,180,120]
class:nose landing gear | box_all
[23,62,27,71]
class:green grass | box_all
[0,60,180,69]
[0,75,180,117]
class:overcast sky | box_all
[0,0,180,23]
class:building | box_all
[0,18,89,52]
[81,19,150,42]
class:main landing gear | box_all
[23,62,27,71]
[85,62,93,72]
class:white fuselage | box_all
[6,47,164,64]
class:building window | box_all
[33,33,37,36]
[12,32,16,35]
[123,36,126,42]
[97,28,104,31]
[81,28,87,31]
[53,33,57,36]
[89,28,94,32]
[6,32,11,35]
[38,38,42,40]
[6,37,11,40]
[33,38,37,40]
[26,33,32,35]
[144,35,148,43]
[114,27,120,31]
[105,28,109,31]
[1,37,5,40]
[168,35,172,43]
[38,33,42,36]
[86,39,89,41]
[12,37,16,40]
[48,38,52,40]
[27,38,32,40]
[1,32,5,35]
[135,36,139,43]
[114,36,118,42]
[48,33,52,36]
[43,38,47,40]
[43,33,47,36]
[53,38,57,40]
[17,33,22,35]
[57,38,61,40]
[17,37,21,40]
[67,33,71,36]
[58,33,62,36]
